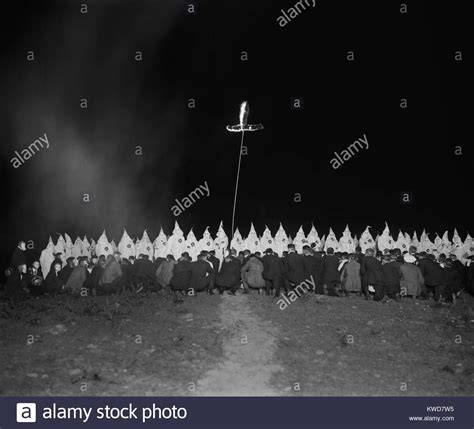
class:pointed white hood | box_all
[154,227,169,259]
[359,226,375,253]
[198,226,215,253]
[118,229,136,260]
[40,237,56,277]
[185,228,199,260]
[244,223,261,253]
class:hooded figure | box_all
[404,232,412,251]
[411,231,420,251]
[460,233,473,265]
[244,223,261,254]
[260,226,275,253]
[95,231,113,258]
[439,231,452,256]
[433,234,443,254]
[377,222,394,252]
[72,237,83,259]
[135,230,154,260]
[274,223,289,257]
[168,221,187,260]
[230,228,245,254]
[359,226,375,253]
[324,228,339,252]
[394,231,409,253]
[213,221,229,262]
[40,237,55,278]
[154,227,169,259]
[451,229,465,261]
[306,224,322,250]
[185,229,199,261]
[419,229,434,253]
[64,234,74,259]
[339,225,356,253]
[83,236,92,258]
[110,240,118,253]
[292,226,307,254]
[54,235,67,266]
[198,227,214,253]
[118,229,136,260]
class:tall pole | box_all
[231,130,245,239]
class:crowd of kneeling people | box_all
[3,240,474,304]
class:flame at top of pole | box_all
[227,100,263,133]
[239,101,249,127]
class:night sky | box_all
[0,0,470,268]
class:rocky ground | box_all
[1,288,473,396]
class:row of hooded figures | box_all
[38,221,473,278]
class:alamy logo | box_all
[277,0,316,27]
[10,133,50,168]
[171,180,210,216]
[16,403,37,423]
[330,133,369,169]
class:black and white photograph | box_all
[1,0,473,403]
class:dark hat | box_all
[264,248,273,254]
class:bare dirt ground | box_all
[196,293,282,395]
[0,291,223,396]
[1,289,473,396]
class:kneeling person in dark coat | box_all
[170,253,193,298]
[85,256,105,293]
[189,253,214,294]
[10,241,27,272]
[65,257,89,294]
[28,261,45,296]
[262,248,283,297]
[44,261,64,294]
[442,259,463,303]
[284,244,307,292]
[135,254,158,291]
[381,254,401,300]
[321,247,341,297]
[98,254,123,295]
[5,264,29,302]
[302,245,323,293]
[60,257,76,284]
[216,249,242,295]
[361,248,385,301]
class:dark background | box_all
[0,0,470,268]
